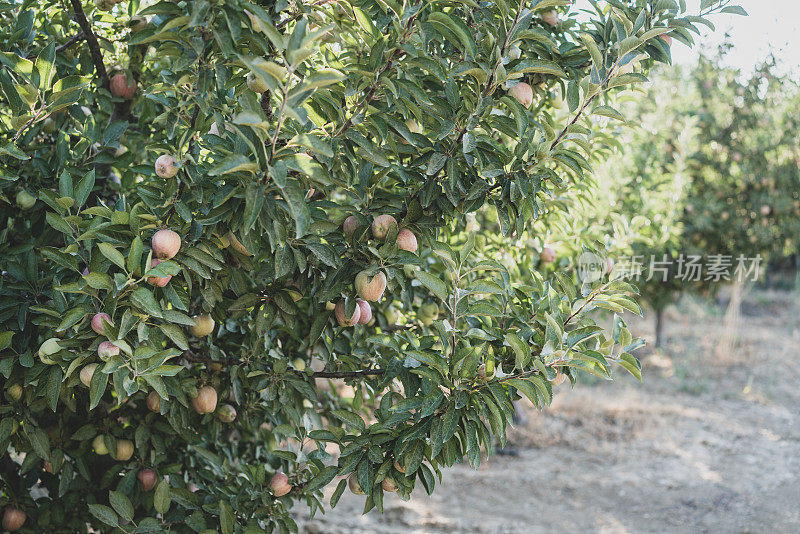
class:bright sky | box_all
[575,1,800,75]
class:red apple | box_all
[334,300,361,327]
[91,313,112,334]
[371,214,397,240]
[348,473,365,495]
[147,259,171,287]
[217,404,237,423]
[354,270,387,302]
[270,472,292,496]
[356,299,372,324]
[151,229,181,259]
[396,228,418,253]
[191,386,218,414]
[540,246,556,265]
[343,215,360,238]
[97,341,119,360]
[138,469,158,491]
[2,507,26,531]
[509,82,534,108]
[146,390,161,412]
[110,73,137,100]
[155,154,179,179]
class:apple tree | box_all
[0,0,740,532]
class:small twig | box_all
[56,32,85,52]
[68,0,109,88]
[308,369,385,379]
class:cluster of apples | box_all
[347,459,405,495]
[335,215,418,327]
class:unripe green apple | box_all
[155,154,179,178]
[191,386,218,414]
[151,229,181,259]
[38,338,62,364]
[16,190,36,210]
[293,358,306,371]
[354,270,387,302]
[7,384,22,401]
[371,214,397,240]
[114,439,134,461]
[93,435,109,455]
[270,472,292,496]
[190,315,215,337]
[348,473,365,495]
[334,300,361,327]
[246,72,268,93]
[216,404,237,423]
[80,363,99,387]
[419,303,439,326]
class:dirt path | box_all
[297,290,800,533]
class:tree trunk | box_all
[654,307,665,349]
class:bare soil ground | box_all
[297,289,800,533]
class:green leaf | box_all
[305,465,338,493]
[131,288,163,318]
[83,272,113,290]
[109,491,134,522]
[159,323,189,351]
[98,243,126,270]
[504,333,530,369]
[89,366,108,410]
[219,500,234,534]
[330,409,365,431]
[154,479,171,514]
[415,271,448,302]
[88,504,118,527]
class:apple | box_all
[334,300,361,327]
[325,301,336,311]
[509,82,534,108]
[38,337,62,364]
[97,341,119,360]
[343,215,360,238]
[152,229,181,259]
[661,34,673,46]
[293,358,306,371]
[138,469,158,491]
[541,9,559,27]
[147,259,171,287]
[396,228,418,253]
[95,0,113,11]
[354,270,387,302]
[418,303,438,326]
[381,477,397,492]
[7,384,22,401]
[155,154,179,179]
[16,190,36,210]
[356,299,372,324]
[92,312,112,334]
[540,246,556,265]
[393,460,405,474]
[93,434,109,455]
[114,439,135,461]
[270,472,292,497]
[2,507,26,532]
[760,205,771,216]
[191,386,218,414]
[371,214,397,240]
[246,72,268,93]
[80,363,99,387]
[110,73,137,100]
[190,315,215,337]
[348,473,365,495]
[146,390,161,412]
[217,404,237,423]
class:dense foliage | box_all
[1,0,739,531]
